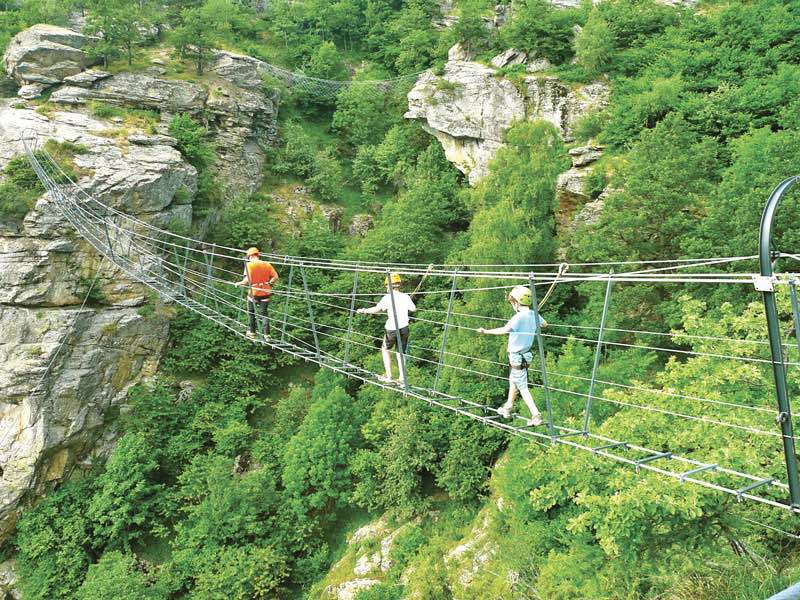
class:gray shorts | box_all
[508,351,533,391]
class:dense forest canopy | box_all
[2,0,800,598]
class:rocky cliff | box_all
[0,98,195,544]
[405,50,609,185]
[0,25,214,548]
[4,25,278,196]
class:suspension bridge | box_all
[22,134,800,519]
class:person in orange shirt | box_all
[234,247,278,340]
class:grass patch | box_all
[89,101,160,133]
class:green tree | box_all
[499,0,579,64]
[173,0,228,74]
[16,478,96,600]
[572,113,718,264]
[332,83,400,149]
[88,432,165,550]
[85,0,152,66]
[575,8,614,77]
[308,148,345,202]
[282,379,364,517]
[77,551,163,600]
[305,40,347,80]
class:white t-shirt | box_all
[376,292,416,331]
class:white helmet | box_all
[508,285,532,306]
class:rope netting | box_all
[23,134,800,515]
[249,60,421,101]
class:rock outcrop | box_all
[49,68,276,195]
[0,559,19,600]
[3,26,278,197]
[0,100,196,542]
[405,54,609,184]
[2,24,93,86]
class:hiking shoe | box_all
[378,374,393,383]
[497,404,512,419]
[527,413,544,427]
[245,331,256,340]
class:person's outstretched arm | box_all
[477,325,511,335]
[234,265,248,287]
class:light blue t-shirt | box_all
[506,308,545,353]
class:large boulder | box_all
[2,24,92,86]
[0,99,196,541]
[405,56,608,184]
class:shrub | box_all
[168,114,215,169]
[308,148,345,202]
[76,551,163,600]
[16,477,96,600]
[272,121,316,177]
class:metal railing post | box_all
[758,175,800,508]
[280,260,293,343]
[583,271,614,434]
[529,273,555,439]
[343,270,359,366]
[790,279,800,361]
[301,264,321,361]
[386,270,408,391]
[434,271,458,392]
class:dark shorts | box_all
[383,326,409,351]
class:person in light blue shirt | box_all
[478,285,547,426]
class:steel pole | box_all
[280,261,293,342]
[759,176,800,508]
[583,271,614,434]
[434,271,458,392]
[300,265,321,361]
[529,274,555,438]
[343,270,359,366]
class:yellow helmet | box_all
[384,273,402,286]
[508,285,532,306]
[245,247,260,257]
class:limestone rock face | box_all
[555,145,607,258]
[51,72,208,112]
[0,99,195,541]
[50,65,277,195]
[406,61,525,185]
[405,54,609,184]
[2,24,92,86]
[0,559,19,600]
[62,69,111,88]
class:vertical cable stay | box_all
[21,137,800,516]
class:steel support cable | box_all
[282,291,799,377]
[239,317,793,499]
[50,198,765,289]
[22,148,767,281]
[271,288,781,415]
[30,154,761,275]
[274,310,794,445]
[25,142,800,512]
[290,291,784,369]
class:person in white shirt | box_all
[357,273,416,384]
